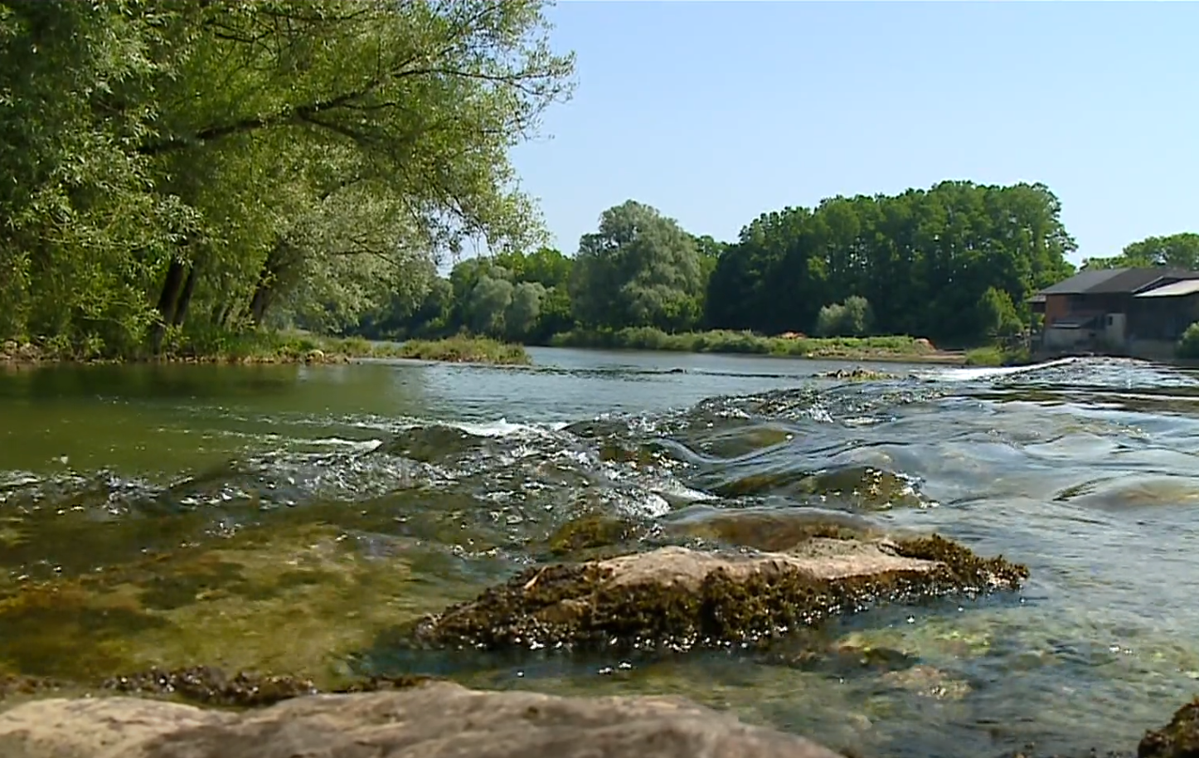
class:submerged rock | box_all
[661,506,884,552]
[0,681,844,758]
[416,533,1028,651]
[815,367,900,381]
[1140,698,1199,758]
[545,512,648,558]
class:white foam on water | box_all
[306,437,384,453]
[347,414,561,439]
[918,356,1080,383]
[451,417,552,438]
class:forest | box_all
[364,183,1091,348]
[3,1,1192,358]
[0,0,573,357]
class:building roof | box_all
[1034,267,1199,298]
[1134,279,1199,298]
[1036,268,1130,296]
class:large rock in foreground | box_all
[417,533,1028,651]
[0,681,843,758]
[1140,697,1199,757]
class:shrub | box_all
[815,296,873,337]
[1178,322,1199,359]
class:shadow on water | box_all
[0,354,1197,756]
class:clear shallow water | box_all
[1,349,1198,756]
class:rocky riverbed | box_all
[0,674,1194,758]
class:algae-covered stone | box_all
[815,367,900,381]
[0,681,846,758]
[1139,698,1199,758]
[416,534,1028,651]
[546,512,648,558]
[661,506,884,552]
[102,666,434,708]
[0,523,432,684]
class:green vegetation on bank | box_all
[0,0,573,359]
[550,327,940,361]
[355,186,1085,356]
[6,2,1195,363]
[398,336,529,365]
[0,332,527,366]
[1177,323,1199,360]
[963,345,1033,368]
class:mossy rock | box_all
[415,534,1028,652]
[1140,698,1199,757]
[0,523,434,685]
[102,666,435,709]
[815,367,900,381]
[546,513,648,558]
[661,506,884,552]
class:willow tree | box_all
[0,0,575,353]
[570,200,705,331]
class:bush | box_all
[399,335,529,365]
[977,287,1024,341]
[964,344,1033,367]
[815,296,873,337]
[1178,322,1199,359]
[550,327,928,359]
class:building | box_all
[1029,267,1199,360]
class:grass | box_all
[549,327,959,363]
[2,331,528,367]
[397,335,530,365]
[963,344,1033,367]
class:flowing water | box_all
[1,347,1198,756]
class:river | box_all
[1,347,1197,757]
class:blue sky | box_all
[509,1,1198,267]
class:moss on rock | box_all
[415,533,1028,652]
[546,513,648,558]
[1140,698,1199,758]
[102,666,434,709]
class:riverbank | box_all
[962,344,1034,367]
[547,327,966,364]
[0,334,530,368]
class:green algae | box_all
[416,534,1029,652]
[0,522,438,685]
[713,465,927,510]
[545,512,648,558]
[661,507,885,552]
[102,666,435,709]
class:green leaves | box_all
[571,200,705,332]
[0,0,575,353]
[706,181,1077,345]
[1083,233,1199,271]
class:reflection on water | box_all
[2,352,1199,756]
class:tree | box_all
[1083,233,1199,271]
[504,282,546,340]
[467,276,515,336]
[703,181,1075,344]
[815,296,873,337]
[570,201,704,331]
[0,0,576,355]
[976,286,1024,341]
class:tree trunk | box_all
[248,279,273,325]
[171,265,198,327]
[248,241,287,325]
[151,259,187,352]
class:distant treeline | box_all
[355,181,1110,347]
